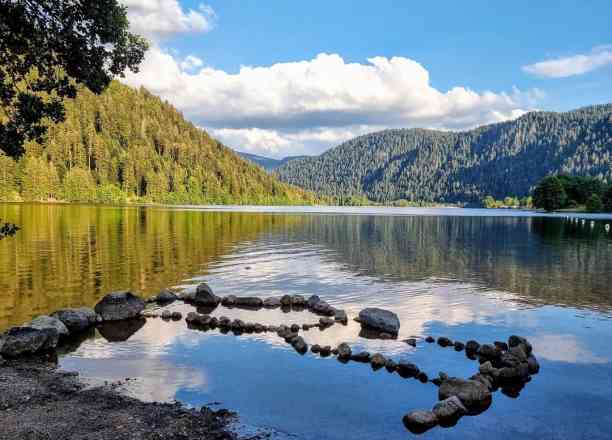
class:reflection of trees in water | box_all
[282,215,612,309]
[0,204,302,329]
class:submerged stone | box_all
[95,291,145,321]
[357,308,400,335]
[402,410,438,434]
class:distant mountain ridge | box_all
[237,151,308,171]
[275,104,612,203]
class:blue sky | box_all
[121,0,612,158]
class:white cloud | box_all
[123,48,539,158]
[121,0,215,40]
[522,45,612,78]
[180,55,204,72]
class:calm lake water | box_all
[2,203,612,439]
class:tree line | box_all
[276,105,612,204]
[532,175,612,213]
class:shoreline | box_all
[0,354,238,440]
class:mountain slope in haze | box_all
[276,104,612,203]
[237,151,308,171]
[0,81,317,205]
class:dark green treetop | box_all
[533,176,567,212]
[0,0,148,158]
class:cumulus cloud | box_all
[179,55,204,72]
[121,0,215,40]
[523,45,612,78]
[123,48,539,158]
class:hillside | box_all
[237,152,307,171]
[276,104,612,203]
[0,82,317,205]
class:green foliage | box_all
[0,0,148,157]
[61,168,97,202]
[276,105,612,203]
[533,177,567,212]
[585,194,603,213]
[20,155,60,201]
[603,187,612,213]
[0,219,19,240]
[482,195,531,209]
[0,81,317,206]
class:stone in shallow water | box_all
[402,410,438,434]
[337,343,351,359]
[155,290,177,304]
[95,291,145,321]
[29,315,69,338]
[52,308,97,333]
[263,297,281,308]
[194,283,220,306]
[433,396,467,426]
[358,308,400,335]
[397,361,420,378]
[370,353,387,370]
[438,378,492,412]
[0,326,59,357]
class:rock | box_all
[478,344,501,360]
[280,295,292,306]
[155,290,177,304]
[231,319,245,331]
[0,355,5,366]
[417,372,429,383]
[337,343,351,359]
[319,317,334,327]
[28,315,69,338]
[302,324,310,331]
[358,308,400,335]
[432,378,443,386]
[171,311,182,321]
[470,373,494,391]
[465,340,480,353]
[479,361,496,376]
[290,336,308,354]
[370,353,387,370]
[508,335,533,354]
[402,410,438,434]
[0,326,59,357]
[234,297,263,308]
[494,341,509,351]
[439,372,449,381]
[311,344,321,354]
[290,324,301,333]
[500,351,522,368]
[454,341,465,351]
[508,345,528,362]
[52,308,97,333]
[425,336,435,343]
[498,364,529,382]
[379,332,394,340]
[311,301,335,316]
[177,289,196,302]
[254,323,264,333]
[404,338,417,347]
[291,295,306,306]
[333,309,348,324]
[307,295,321,308]
[161,310,172,320]
[433,396,467,425]
[437,336,452,347]
[263,297,281,308]
[194,283,220,306]
[350,351,371,363]
[209,317,218,327]
[319,346,332,357]
[397,361,420,378]
[385,359,397,372]
[221,295,237,306]
[94,291,145,321]
[218,316,231,327]
[527,355,540,374]
[438,378,492,411]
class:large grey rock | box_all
[176,289,196,301]
[0,326,59,357]
[402,410,438,434]
[29,315,69,338]
[333,309,348,324]
[311,300,335,316]
[52,308,97,333]
[307,295,321,308]
[154,290,177,304]
[94,291,145,321]
[433,396,467,425]
[358,308,400,335]
[234,297,263,308]
[439,378,492,411]
[290,336,308,354]
[194,283,220,306]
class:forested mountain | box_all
[0,82,317,205]
[276,105,612,203]
[237,152,307,171]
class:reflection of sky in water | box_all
[61,237,612,440]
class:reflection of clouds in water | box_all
[531,334,608,364]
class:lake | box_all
[1,203,612,439]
